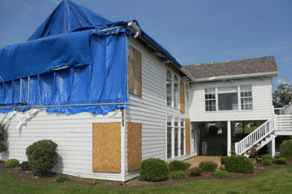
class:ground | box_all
[1,158,291,190]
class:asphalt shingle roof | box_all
[183,56,278,80]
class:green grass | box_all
[1,167,292,193]
[237,125,261,134]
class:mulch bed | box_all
[0,160,292,190]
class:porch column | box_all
[227,120,231,156]
[268,135,276,157]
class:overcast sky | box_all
[0,0,291,90]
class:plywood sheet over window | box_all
[186,119,191,155]
[128,46,142,97]
[180,83,185,113]
[92,122,121,173]
[127,122,142,172]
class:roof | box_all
[183,56,278,82]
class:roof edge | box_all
[191,71,279,83]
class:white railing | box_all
[283,101,292,114]
[235,117,275,155]
[277,115,292,131]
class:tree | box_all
[273,83,292,108]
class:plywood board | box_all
[92,122,121,173]
[180,83,185,113]
[186,119,191,155]
[128,46,142,97]
[127,122,142,172]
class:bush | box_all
[213,170,230,178]
[93,180,102,185]
[275,157,287,164]
[139,158,170,182]
[169,160,187,171]
[21,161,30,171]
[198,161,217,172]
[227,155,254,173]
[56,176,70,183]
[262,154,273,161]
[262,159,273,166]
[280,140,292,159]
[173,171,185,179]
[4,159,20,168]
[185,163,192,169]
[0,123,7,153]
[190,167,202,177]
[26,139,58,176]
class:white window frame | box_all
[174,76,179,109]
[240,85,253,110]
[166,70,172,107]
[205,88,216,111]
[185,83,190,113]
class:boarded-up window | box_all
[186,119,191,155]
[92,122,121,173]
[127,122,142,172]
[129,46,142,97]
[180,80,185,113]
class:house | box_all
[0,0,292,182]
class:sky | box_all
[0,0,291,90]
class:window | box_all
[218,86,238,110]
[174,117,179,157]
[185,84,189,112]
[205,88,216,111]
[167,116,172,159]
[174,76,178,108]
[180,119,185,155]
[166,71,172,106]
[180,80,185,113]
[128,46,142,97]
[240,85,253,110]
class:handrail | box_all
[235,117,275,155]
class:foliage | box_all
[227,155,254,173]
[21,162,30,171]
[213,170,230,178]
[280,139,292,159]
[198,161,217,172]
[262,154,273,161]
[275,157,287,164]
[220,165,226,170]
[262,159,273,166]
[249,145,258,158]
[56,176,70,183]
[26,139,58,176]
[172,171,185,179]
[273,82,292,108]
[4,159,20,168]
[0,122,7,153]
[92,180,102,185]
[190,167,202,177]
[169,160,187,171]
[256,156,262,164]
[139,158,170,182]
[185,163,191,169]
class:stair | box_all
[243,134,277,157]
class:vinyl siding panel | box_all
[0,110,123,181]
[189,77,273,122]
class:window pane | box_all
[167,127,172,159]
[166,71,172,106]
[174,76,178,108]
[167,116,172,126]
[180,128,184,155]
[218,93,238,110]
[174,118,179,127]
[205,100,216,111]
[241,98,253,110]
[175,128,178,157]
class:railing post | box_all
[235,142,238,155]
[274,115,277,130]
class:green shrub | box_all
[56,176,70,183]
[26,139,58,176]
[275,157,287,164]
[280,140,292,159]
[92,180,102,185]
[198,161,217,172]
[227,155,254,173]
[169,160,187,171]
[172,170,185,179]
[190,167,202,176]
[21,161,29,171]
[213,170,230,178]
[262,159,273,166]
[4,159,20,168]
[262,154,273,161]
[185,163,192,169]
[139,158,170,182]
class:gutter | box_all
[190,71,279,83]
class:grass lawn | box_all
[237,125,262,134]
[1,167,292,194]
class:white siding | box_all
[125,38,192,181]
[0,109,124,181]
[189,77,274,122]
